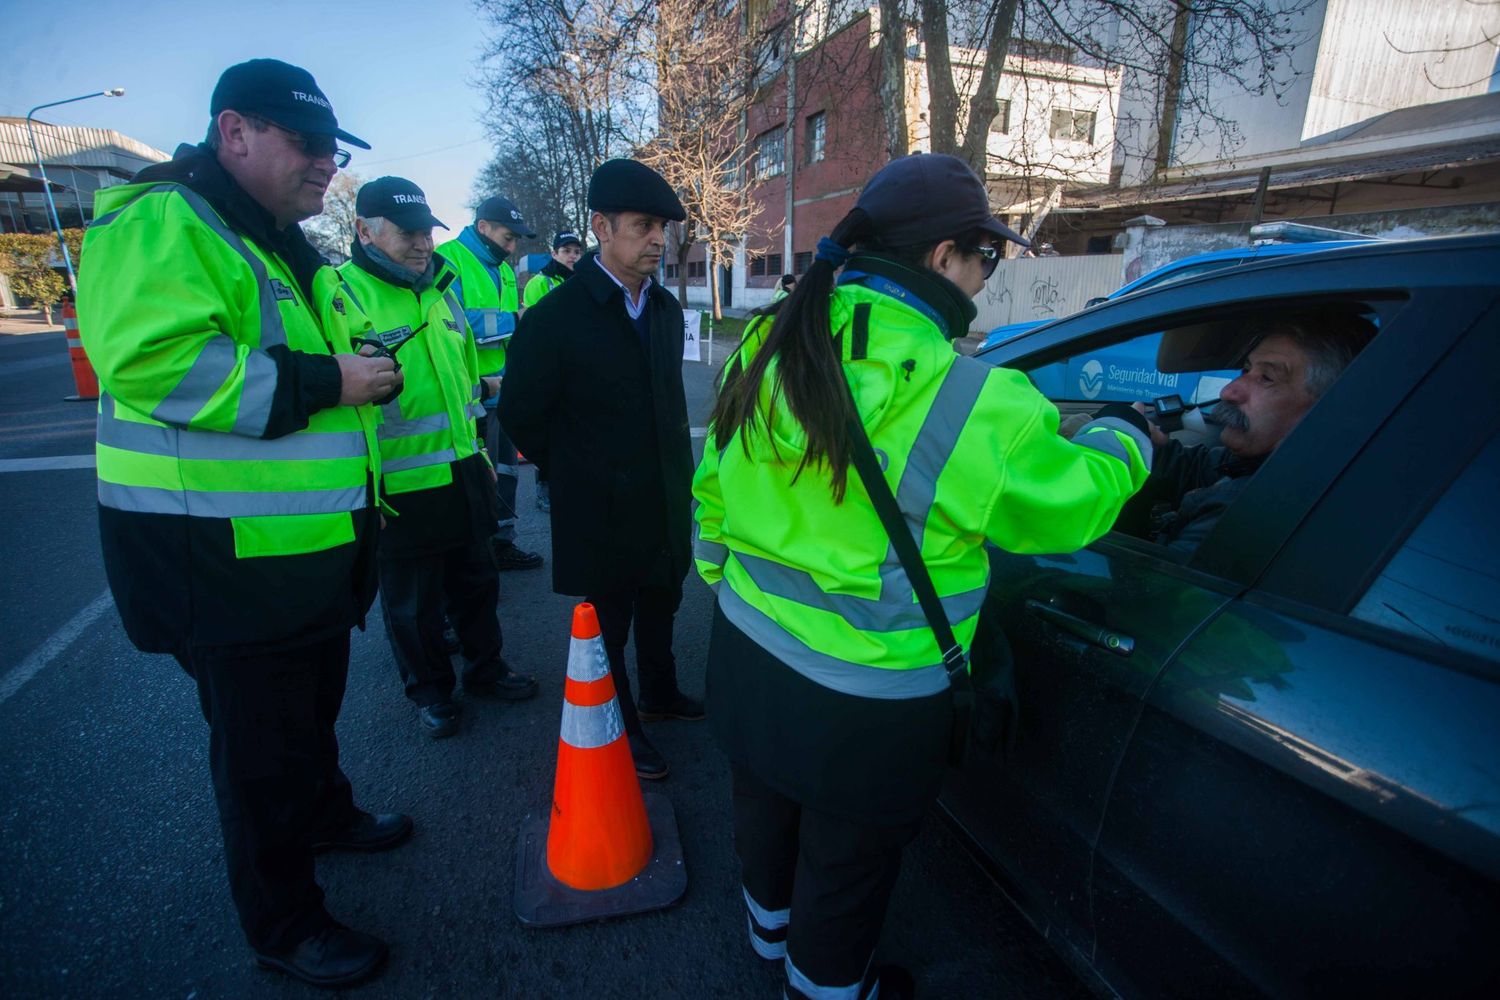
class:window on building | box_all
[664,263,679,279]
[805,112,826,163]
[766,253,783,275]
[990,99,1012,135]
[794,251,812,275]
[751,255,767,277]
[755,128,786,181]
[688,260,706,279]
[1049,108,1096,144]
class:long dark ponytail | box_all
[709,208,873,503]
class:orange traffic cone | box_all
[514,603,687,927]
[61,300,99,402]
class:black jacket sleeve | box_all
[262,346,343,439]
[496,305,562,474]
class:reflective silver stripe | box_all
[784,954,873,1000]
[472,308,503,343]
[93,183,291,349]
[566,633,611,682]
[377,411,451,440]
[883,356,989,600]
[383,447,456,473]
[100,394,367,460]
[1075,416,1152,469]
[467,403,487,419]
[718,585,950,699]
[99,481,365,517]
[66,337,83,349]
[152,337,237,426]
[232,349,278,436]
[470,383,482,399]
[559,699,624,750]
[749,917,786,961]
[339,280,365,315]
[442,291,466,334]
[694,537,728,568]
[743,886,789,929]
[63,317,78,330]
[735,550,986,633]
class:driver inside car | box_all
[1111,310,1375,552]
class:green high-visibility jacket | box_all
[522,271,565,309]
[78,172,385,652]
[692,282,1152,698]
[82,180,381,556]
[336,259,488,495]
[437,233,517,382]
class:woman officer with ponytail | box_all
[692,154,1154,999]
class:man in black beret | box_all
[499,159,702,780]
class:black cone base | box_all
[514,792,686,928]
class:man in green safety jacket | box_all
[436,197,544,571]
[518,229,583,513]
[521,229,582,310]
[339,176,538,740]
[77,59,410,988]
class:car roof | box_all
[1110,239,1371,297]
[976,233,1500,368]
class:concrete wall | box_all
[972,253,1123,333]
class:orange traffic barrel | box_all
[514,602,686,926]
[62,301,99,401]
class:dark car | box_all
[941,234,1500,997]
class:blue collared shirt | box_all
[594,256,652,320]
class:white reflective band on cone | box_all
[559,699,624,750]
[566,633,611,682]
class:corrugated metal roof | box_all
[1305,91,1500,146]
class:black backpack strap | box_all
[839,356,974,764]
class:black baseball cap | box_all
[356,176,446,230]
[475,196,536,238]
[857,153,1027,248]
[553,231,582,250]
[211,58,369,150]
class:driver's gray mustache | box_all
[1207,400,1249,431]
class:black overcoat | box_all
[498,256,693,596]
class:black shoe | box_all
[628,733,670,780]
[441,621,461,655]
[255,923,388,989]
[637,692,705,722]
[417,700,460,738]
[312,811,414,854]
[465,663,539,701]
[491,538,544,571]
[876,964,916,1000]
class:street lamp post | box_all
[24,88,125,295]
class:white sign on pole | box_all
[682,309,702,362]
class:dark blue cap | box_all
[553,231,582,249]
[857,153,1027,248]
[211,58,369,150]
[356,176,446,230]
[587,159,685,222]
[475,196,536,238]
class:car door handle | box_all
[1025,599,1135,657]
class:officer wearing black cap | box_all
[694,153,1150,999]
[76,58,411,988]
[499,159,704,781]
[437,198,545,572]
[339,177,539,741]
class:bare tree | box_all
[638,0,765,319]
[304,172,363,262]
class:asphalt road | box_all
[0,326,1085,999]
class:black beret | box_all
[587,159,686,222]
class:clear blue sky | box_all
[0,0,498,232]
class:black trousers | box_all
[484,409,520,544]
[378,540,503,706]
[733,763,922,1000]
[174,633,359,952]
[584,582,682,737]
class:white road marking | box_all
[690,427,708,439]
[0,589,114,705]
[0,455,95,473]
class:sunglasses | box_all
[253,116,352,168]
[964,243,1001,279]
